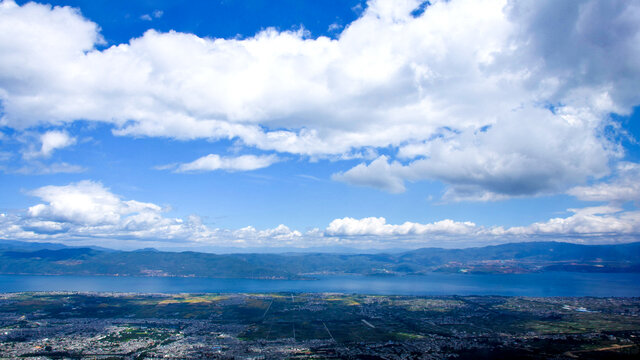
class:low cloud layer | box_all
[326,217,477,236]
[0,181,307,248]
[1,181,637,250]
[327,210,640,240]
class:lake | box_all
[1,272,639,296]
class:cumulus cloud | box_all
[40,131,76,157]
[0,180,638,248]
[166,154,280,173]
[4,180,214,242]
[501,206,640,237]
[326,217,477,236]
[336,106,614,199]
[24,130,76,158]
[39,130,75,156]
[332,155,407,193]
[0,180,308,248]
[0,0,638,198]
[229,224,303,245]
[27,180,161,225]
[502,0,640,111]
[326,211,640,243]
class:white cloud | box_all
[36,130,76,158]
[326,217,477,236]
[229,224,303,245]
[501,206,640,237]
[0,180,307,247]
[567,162,640,203]
[0,130,81,173]
[168,154,280,173]
[21,130,76,159]
[332,155,407,193]
[0,0,639,199]
[27,180,161,225]
[336,106,615,199]
[325,210,640,242]
[0,180,215,243]
[0,180,638,248]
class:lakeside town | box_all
[1,292,639,359]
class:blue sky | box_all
[0,0,639,251]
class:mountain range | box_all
[0,240,639,279]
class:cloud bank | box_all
[0,181,637,250]
[1,0,638,199]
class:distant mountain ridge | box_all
[0,240,638,279]
[0,239,114,252]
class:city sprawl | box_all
[0,293,639,359]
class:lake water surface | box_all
[1,273,639,297]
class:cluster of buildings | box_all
[0,293,639,359]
